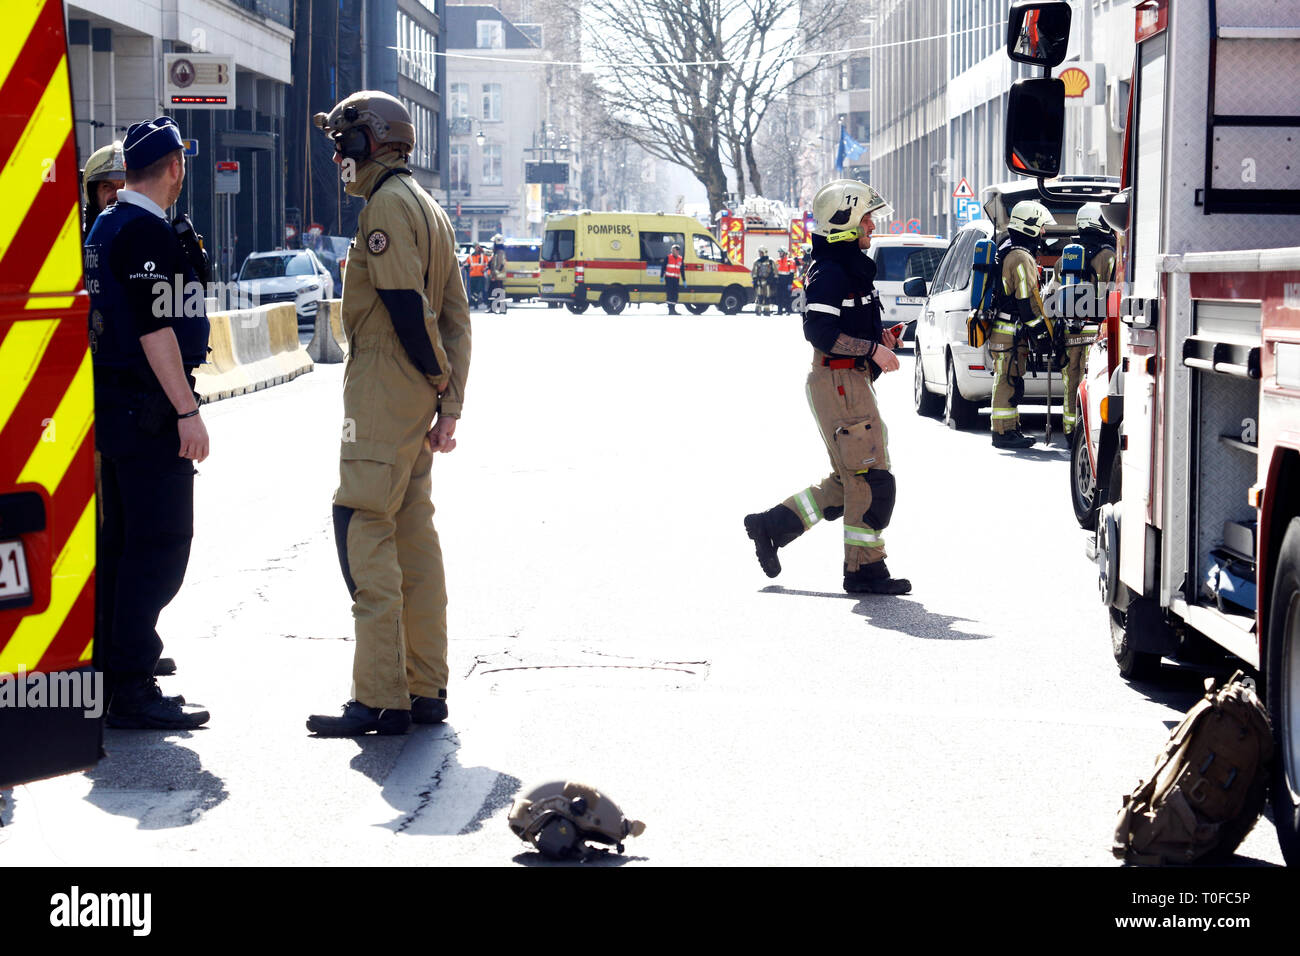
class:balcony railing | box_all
[226,0,292,28]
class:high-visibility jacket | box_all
[777,254,795,275]
[665,252,683,279]
[468,252,488,277]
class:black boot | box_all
[307,700,411,737]
[744,505,805,578]
[107,676,209,730]
[991,429,1034,449]
[410,694,448,725]
[844,561,912,595]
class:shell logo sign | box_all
[1060,67,1090,98]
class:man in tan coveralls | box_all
[306,91,471,736]
[989,199,1055,450]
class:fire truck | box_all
[0,0,101,789]
[1006,0,1300,864]
[716,196,809,268]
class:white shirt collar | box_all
[114,188,168,221]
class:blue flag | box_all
[835,127,867,172]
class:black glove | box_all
[172,214,212,286]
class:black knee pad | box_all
[1011,376,1025,407]
[332,504,357,598]
[862,471,897,530]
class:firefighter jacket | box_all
[341,152,471,420]
[801,234,886,379]
[995,238,1048,329]
[777,254,795,276]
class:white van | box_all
[864,235,947,347]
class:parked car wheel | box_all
[600,287,628,315]
[943,353,978,429]
[913,348,942,418]
[1070,425,1100,530]
[566,299,590,314]
[719,286,746,315]
[685,303,709,315]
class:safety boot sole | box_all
[744,514,782,578]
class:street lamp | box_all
[475,128,485,147]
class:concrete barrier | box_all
[195,303,313,403]
[307,299,348,364]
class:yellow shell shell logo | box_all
[1060,67,1091,98]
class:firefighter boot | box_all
[306,700,412,737]
[744,504,805,578]
[410,693,448,725]
[991,429,1035,449]
[106,677,209,730]
[843,561,912,595]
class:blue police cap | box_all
[123,116,184,170]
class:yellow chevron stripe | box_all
[0,318,57,434]
[0,57,72,259]
[17,347,93,495]
[0,0,46,93]
[26,296,78,311]
[0,496,95,674]
[28,203,82,294]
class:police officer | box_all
[81,141,125,237]
[306,91,472,736]
[751,246,776,315]
[989,199,1055,449]
[664,243,684,314]
[744,179,911,595]
[1061,202,1116,436]
[85,117,211,729]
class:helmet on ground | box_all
[1008,199,1055,239]
[812,179,893,243]
[1075,201,1109,234]
[508,781,646,861]
[82,142,125,202]
[313,91,415,160]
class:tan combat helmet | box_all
[313,90,415,157]
[82,141,125,204]
[508,781,646,860]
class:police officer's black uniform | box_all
[84,118,210,728]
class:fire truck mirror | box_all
[1006,0,1072,69]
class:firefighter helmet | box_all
[313,91,415,160]
[812,179,893,243]
[1008,199,1055,239]
[1075,201,1109,234]
[508,781,645,861]
[758,246,768,257]
[82,142,125,202]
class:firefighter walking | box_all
[307,91,471,736]
[744,180,911,595]
[1061,202,1116,436]
[989,199,1055,449]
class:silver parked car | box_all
[236,249,335,327]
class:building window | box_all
[849,57,870,90]
[849,111,870,144]
[482,83,501,121]
[482,144,502,185]
[477,20,503,49]
[450,144,469,190]
[450,82,469,118]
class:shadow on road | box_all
[513,849,646,866]
[86,733,228,828]
[761,586,992,640]
[343,724,521,837]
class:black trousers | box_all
[95,397,195,683]
[665,277,679,307]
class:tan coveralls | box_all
[1061,245,1115,435]
[334,153,472,711]
[989,246,1047,435]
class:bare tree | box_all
[576,0,851,215]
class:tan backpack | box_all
[1112,671,1273,865]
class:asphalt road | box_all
[0,300,1285,869]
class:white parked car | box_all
[864,234,947,348]
[236,249,335,327]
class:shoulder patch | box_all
[367,230,389,255]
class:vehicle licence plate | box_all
[895,296,923,305]
[0,539,32,606]
[541,284,554,292]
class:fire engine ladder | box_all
[1201,1,1300,214]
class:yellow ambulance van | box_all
[539,212,753,315]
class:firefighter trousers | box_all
[1061,331,1093,435]
[333,440,448,711]
[779,360,896,573]
[988,318,1028,435]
